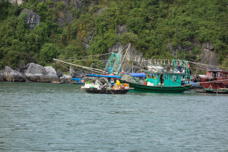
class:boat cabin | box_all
[206,69,228,80]
[146,73,185,87]
[199,68,228,89]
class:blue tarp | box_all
[129,73,146,77]
[72,78,82,81]
[72,77,84,84]
[86,74,121,79]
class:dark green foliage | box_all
[39,43,60,64]
[0,0,227,69]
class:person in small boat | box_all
[99,78,112,89]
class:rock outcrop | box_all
[0,63,76,83]
[20,9,40,29]
[44,66,59,81]
[25,63,59,83]
[3,66,25,82]
[200,42,218,66]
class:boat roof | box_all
[129,73,146,77]
[86,74,121,78]
[207,68,222,72]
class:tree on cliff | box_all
[0,0,227,69]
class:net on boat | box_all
[105,53,122,74]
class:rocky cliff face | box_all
[200,42,218,66]
[4,0,225,70]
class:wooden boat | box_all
[198,69,228,88]
[121,69,192,93]
[194,68,228,94]
[82,88,131,94]
[125,81,191,93]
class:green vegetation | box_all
[0,0,227,69]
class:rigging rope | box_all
[199,79,228,84]
[53,58,108,74]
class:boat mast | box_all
[53,58,108,74]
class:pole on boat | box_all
[53,58,108,74]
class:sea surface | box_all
[0,82,228,152]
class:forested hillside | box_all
[0,0,227,69]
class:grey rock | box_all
[44,66,59,81]
[200,49,218,66]
[25,63,59,83]
[3,66,25,82]
[117,25,127,35]
[21,9,40,29]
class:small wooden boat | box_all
[125,81,191,93]
[83,88,131,94]
[81,74,132,94]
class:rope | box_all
[86,52,112,58]
[199,79,228,84]
[62,53,112,60]
[64,59,109,61]
[188,61,218,68]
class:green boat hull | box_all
[126,82,191,93]
[204,88,228,94]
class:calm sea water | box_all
[0,82,228,152]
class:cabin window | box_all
[212,72,217,79]
[172,75,177,82]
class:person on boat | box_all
[116,80,121,86]
[160,74,164,85]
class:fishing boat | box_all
[197,68,228,93]
[125,81,191,93]
[121,72,191,93]
[120,60,192,93]
[198,69,228,81]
